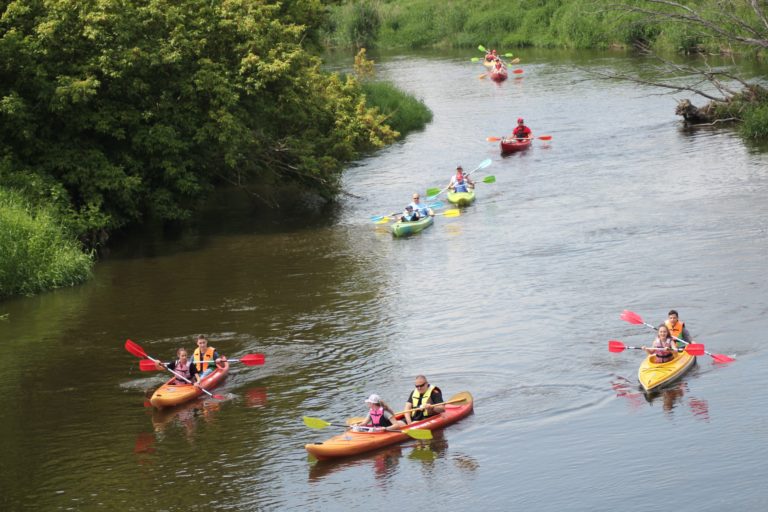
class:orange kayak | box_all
[305,391,473,460]
[149,362,229,409]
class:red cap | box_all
[517,117,524,123]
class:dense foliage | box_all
[0,0,400,241]
[0,188,92,299]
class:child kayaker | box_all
[447,165,475,193]
[642,325,677,363]
[155,347,200,385]
[355,394,403,431]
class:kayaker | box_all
[642,325,677,363]
[511,118,532,141]
[155,347,200,385]
[665,310,695,348]
[398,205,420,222]
[355,394,403,430]
[403,375,445,425]
[492,59,505,73]
[447,165,475,193]
[409,193,434,218]
[193,335,227,378]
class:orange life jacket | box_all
[194,346,216,372]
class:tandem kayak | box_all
[305,391,473,461]
[638,351,696,392]
[500,137,532,153]
[149,362,229,409]
[391,215,434,237]
[447,189,476,206]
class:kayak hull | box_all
[149,362,229,409]
[500,138,532,153]
[447,190,476,206]
[305,392,473,460]
[490,70,508,82]
[392,215,434,237]
[638,352,696,392]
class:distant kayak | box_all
[305,391,473,460]
[447,189,476,206]
[150,362,229,409]
[638,351,696,392]
[500,137,532,153]
[392,215,434,237]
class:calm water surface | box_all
[1,49,767,511]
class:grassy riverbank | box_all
[0,188,92,299]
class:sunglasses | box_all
[415,382,428,388]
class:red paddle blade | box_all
[125,339,148,358]
[712,353,735,363]
[139,359,160,371]
[513,69,523,74]
[486,136,501,142]
[537,135,552,141]
[684,343,705,356]
[240,354,265,366]
[620,310,644,325]
[608,340,626,352]
[211,394,226,400]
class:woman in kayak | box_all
[447,165,475,193]
[642,325,677,363]
[355,394,403,430]
[155,348,200,385]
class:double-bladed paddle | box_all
[125,339,226,400]
[138,353,265,371]
[486,135,552,142]
[302,416,433,440]
[619,310,735,363]
[608,340,705,356]
[371,201,444,223]
[471,55,517,62]
[426,175,495,199]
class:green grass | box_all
[0,188,93,299]
[362,81,433,137]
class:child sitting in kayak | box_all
[642,325,677,363]
[398,205,420,222]
[447,165,475,193]
[352,394,404,431]
[155,348,201,385]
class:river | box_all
[1,49,767,511]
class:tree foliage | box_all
[0,0,397,241]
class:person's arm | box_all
[429,390,445,414]
[680,326,693,343]
[403,402,413,424]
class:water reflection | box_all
[611,376,710,420]
[151,399,223,439]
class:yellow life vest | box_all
[194,346,215,372]
[410,385,436,418]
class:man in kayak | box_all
[665,310,695,348]
[511,117,532,141]
[155,347,201,385]
[403,375,445,425]
[447,165,475,193]
[193,335,227,378]
[409,193,434,218]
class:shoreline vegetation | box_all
[2,0,765,298]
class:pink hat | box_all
[517,117,524,123]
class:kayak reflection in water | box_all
[155,347,200,385]
[404,375,445,425]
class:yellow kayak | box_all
[638,351,696,392]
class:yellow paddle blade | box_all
[302,416,331,429]
[346,416,366,426]
[441,209,461,218]
[447,391,473,406]
[375,217,391,224]
[405,428,433,440]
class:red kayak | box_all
[500,137,532,153]
[490,68,508,82]
[305,391,473,460]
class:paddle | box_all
[426,158,492,200]
[139,353,265,371]
[371,201,444,223]
[513,69,524,74]
[124,339,226,400]
[435,209,460,217]
[486,135,552,143]
[620,310,735,363]
[426,175,495,198]
[608,340,705,356]
[302,416,432,439]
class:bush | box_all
[0,188,93,298]
[361,81,433,137]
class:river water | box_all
[1,49,767,511]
